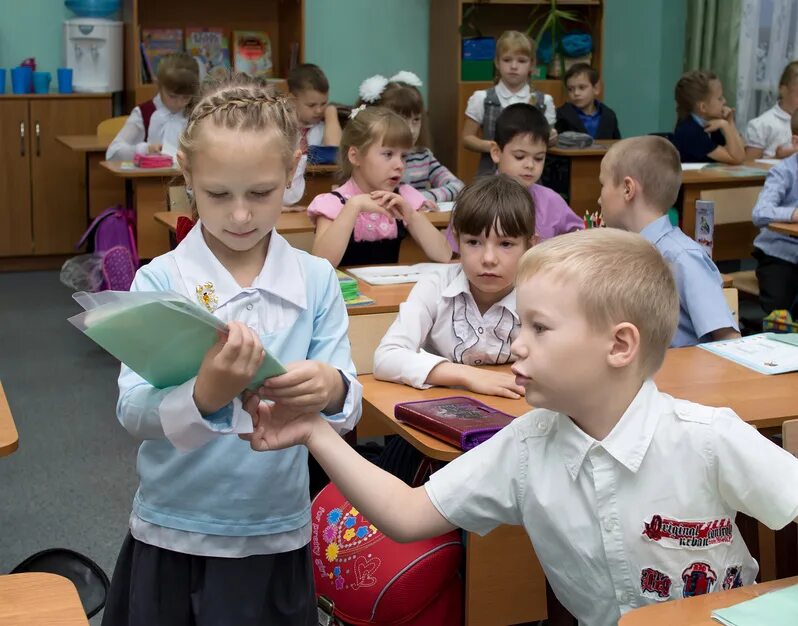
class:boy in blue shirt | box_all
[599,136,739,346]
[555,63,621,139]
[752,110,798,313]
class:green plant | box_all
[527,0,583,76]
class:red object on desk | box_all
[133,153,174,168]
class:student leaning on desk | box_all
[242,228,798,626]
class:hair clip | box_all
[359,75,389,103]
[349,104,367,120]
[389,71,423,88]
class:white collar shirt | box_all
[373,264,519,388]
[745,104,792,158]
[425,380,798,625]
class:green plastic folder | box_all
[712,584,798,626]
[69,291,285,390]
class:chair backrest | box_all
[783,419,798,457]
[97,116,129,141]
[723,287,739,325]
[168,185,191,212]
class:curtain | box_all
[736,0,798,129]
[684,0,743,108]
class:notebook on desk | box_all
[347,263,452,285]
[698,333,798,375]
[712,583,798,626]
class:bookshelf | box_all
[122,0,304,107]
[428,0,603,182]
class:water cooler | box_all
[64,18,123,92]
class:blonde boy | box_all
[599,136,740,346]
[242,228,798,626]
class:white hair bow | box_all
[359,75,389,103]
[389,71,423,88]
[349,104,367,120]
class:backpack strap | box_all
[482,87,502,141]
[139,99,157,142]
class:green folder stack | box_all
[69,291,285,389]
[336,270,360,303]
[712,584,798,626]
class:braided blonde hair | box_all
[179,72,300,183]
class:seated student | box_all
[308,106,451,267]
[752,110,798,313]
[357,71,464,207]
[671,70,745,164]
[287,63,342,150]
[374,175,534,398]
[106,52,199,161]
[242,227,798,626]
[555,63,621,139]
[746,61,798,159]
[463,30,557,176]
[599,136,739,345]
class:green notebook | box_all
[69,291,285,390]
[712,584,798,626]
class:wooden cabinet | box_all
[429,0,604,182]
[0,95,112,257]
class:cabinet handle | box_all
[35,121,41,157]
[19,121,25,157]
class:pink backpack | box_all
[76,206,139,291]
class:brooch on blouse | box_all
[196,281,218,312]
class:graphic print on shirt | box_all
[640,567,672,600]
[642,514,733,549]
[721,565,744,590]
[451,294,516,365]
[681,561,717,597]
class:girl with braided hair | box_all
[104,73,362,626]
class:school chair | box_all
[96,116,129,141]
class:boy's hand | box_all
[460,366,525,399]
[147,142,163,154]
[721,106,736,123]
[703,118,727,133]
[193,321,265,415]
[240,394,321,452]
[370,190,413,222]
[258,360,340,414]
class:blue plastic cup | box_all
[11,66,32,94]
[33,71,51,94]
[0,69,6,94]
[57,67,73,93]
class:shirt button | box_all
[478,327,483,334]
[246,303,253,311]
[474,359,482,365]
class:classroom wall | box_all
[0,0,73,77]
[304,0,430,103]
[602,0,688,137]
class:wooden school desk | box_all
[56,134,124,218]
[618,576,798,625]
[0,572,89,625]
[547,139,617,216]
[680,162,771,261]
[0,381,18,457]
[769,221,798,237]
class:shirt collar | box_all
[774,104,791,120]
[691,113,706,127]
[639,214,674,246]
[440,266,519,319]
[336,178,363,198]
[555,379,665,480]
[577,101,602,119]
[153,92,164,110]
[172,222,307,311]
[496,81,530,100]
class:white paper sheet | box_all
[755,158,781,165]
[681,163,709,171]
[347,263,453,285]
[435,201,455,212]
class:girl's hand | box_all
[370,190,413,222]
[421,199,438,212]
[258,360,340,414]
[240,393,321,451]
[193,322,265,415]
[703,118,727,133]
[349,194,391,217]
[721,106,735,123]
[459,366,525,399]
[548,128,559,146]
[147,143,163,154]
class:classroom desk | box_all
[769,221,798,237]
[618,576,798,625]
[56,134,125,218]
[680,162,771,261]
[0,381,18,457]
[547,139,616,215]
[0,572,89,625]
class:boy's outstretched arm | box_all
[242,397,456,543]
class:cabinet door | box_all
[0,101,33,256]
[30,97,112,255]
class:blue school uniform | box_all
[673,114,726,163]
[641,215,738,347]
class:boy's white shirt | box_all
[425,380,798,626]
[465,81,557,126]
[373,264,519,388]
[305,120,325,146]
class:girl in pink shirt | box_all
[308,106,452,267]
